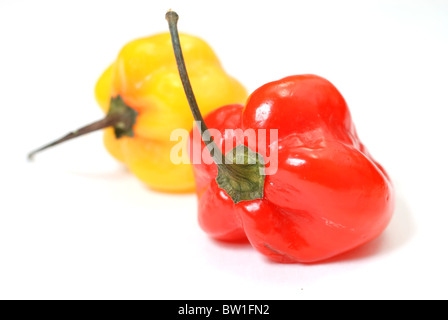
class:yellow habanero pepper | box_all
[28,32,247,192]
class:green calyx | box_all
[108,95,138,138]
[216,145,265,203]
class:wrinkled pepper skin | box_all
[95,33,247,192]
[189,75,394,263]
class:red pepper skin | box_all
[191,104,247,241]
[189,74,394,263]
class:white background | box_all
[1,0,447,300]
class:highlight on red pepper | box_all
[166,10,395,263]
[27,32,247,193]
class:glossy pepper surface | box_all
[94,32,247,192]
[188,74,394,263]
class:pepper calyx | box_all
[108,95,138,138]
[216,145,265,203]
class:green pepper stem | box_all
[27,114,119,161]
[166,10,265,203]
[27,96,138,161]
[165,10,226,167]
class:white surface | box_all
[1,0,447,300]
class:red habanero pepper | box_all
[166,11,394,263]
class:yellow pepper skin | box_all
[94,33,247,192]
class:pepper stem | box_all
[27,95,137,160]
[165,10,225,166]
[166,10,265,203]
